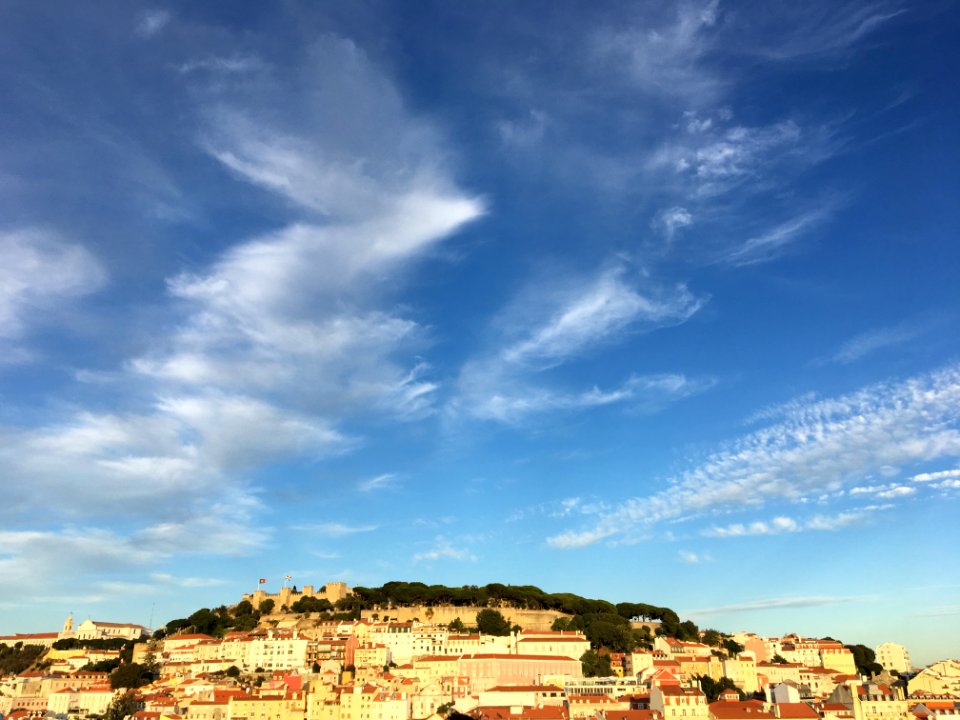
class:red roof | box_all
[774,704,820,719]
[708,701,775,720]
[606,712,663,720]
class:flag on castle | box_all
[285,575,292,581]
[259,578,266,584]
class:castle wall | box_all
[359,605,571,631]
[243,582,353,609]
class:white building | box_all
[875,643,911,675]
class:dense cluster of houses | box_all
[2,619,957,720]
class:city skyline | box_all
[1,1,958,665]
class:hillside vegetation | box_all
[159,581,701,653]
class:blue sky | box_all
[1,1,958,665]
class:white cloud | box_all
[460,370,711,425]
[0,229,105,339]
[150,573,227,588]
[496,110,549,147]
[503,269,703,367]
[688,595,867,615]
[911,468,960,483]
[135,9,171,38]
[848,482,917,500]
[705,509,874,537]
[546,527,616,550]
[679,550,712,564]
[0,511,259,607]
[819,322,927,365]
[136,37,484,427]
[876,485,916,499]
[732,3,906,61]
[357,473,399,493]
[595,1,723,103]
[294,523,378,538]
[450,267,709,425]
[720,208,831,266]
[413,536,478,562]
[548,364,960,548]
[1,34,480,596]
[655,207,694,240]
[178,56,264,75]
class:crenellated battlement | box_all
[242,580,352,610]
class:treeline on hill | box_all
[0,642,47,675]
[350,582,699,650]
[159,582,699,657]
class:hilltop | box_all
[157,580,697,654]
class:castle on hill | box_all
[242,581,352,611]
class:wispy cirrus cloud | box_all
[1,33,480,597]
[728,2,906,61]
[679,550,713,564]
[817,321,930,365]
[688,595,868,615]
[178,56,265,75]
[357,473,399,493]
[0,229,105,343]
[413,536,478,563]
[548,364,960,548]
[720,207,833,266]
[294,522,378,538]
[0,506,262,610]
[594,0,723,103]
[502,269,704,368]
[135,9,170,38]
[546,527,617,550]
[451,267,709,424]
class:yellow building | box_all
[650,685,709,720]
[820,648,857,676]
[339,684,411,720]
[722,657,759,694]
[909,662,960,696]
[228,691,307,720]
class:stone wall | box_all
[359,605,572,631]
[243,581,353,610]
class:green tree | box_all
[291,597,334,613]
[723,638,745,657]
[234,600,254,617]
[699,676,744,702]
[702,629,722,647]
[83,658,121,673]
[476,609,512,636]
[110,662,154,689]
[164,618,191,635]
[448,617,466,633]
[0,643,44,675]
[633,626,654,650]
[580,650,613,677]
[845,644,883,677]
[187,608,220,635]
[226,666,241,678]
[551,617,573,631]
[771,654,788,664]
[104,690,141,720]
[258,599,275,614]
